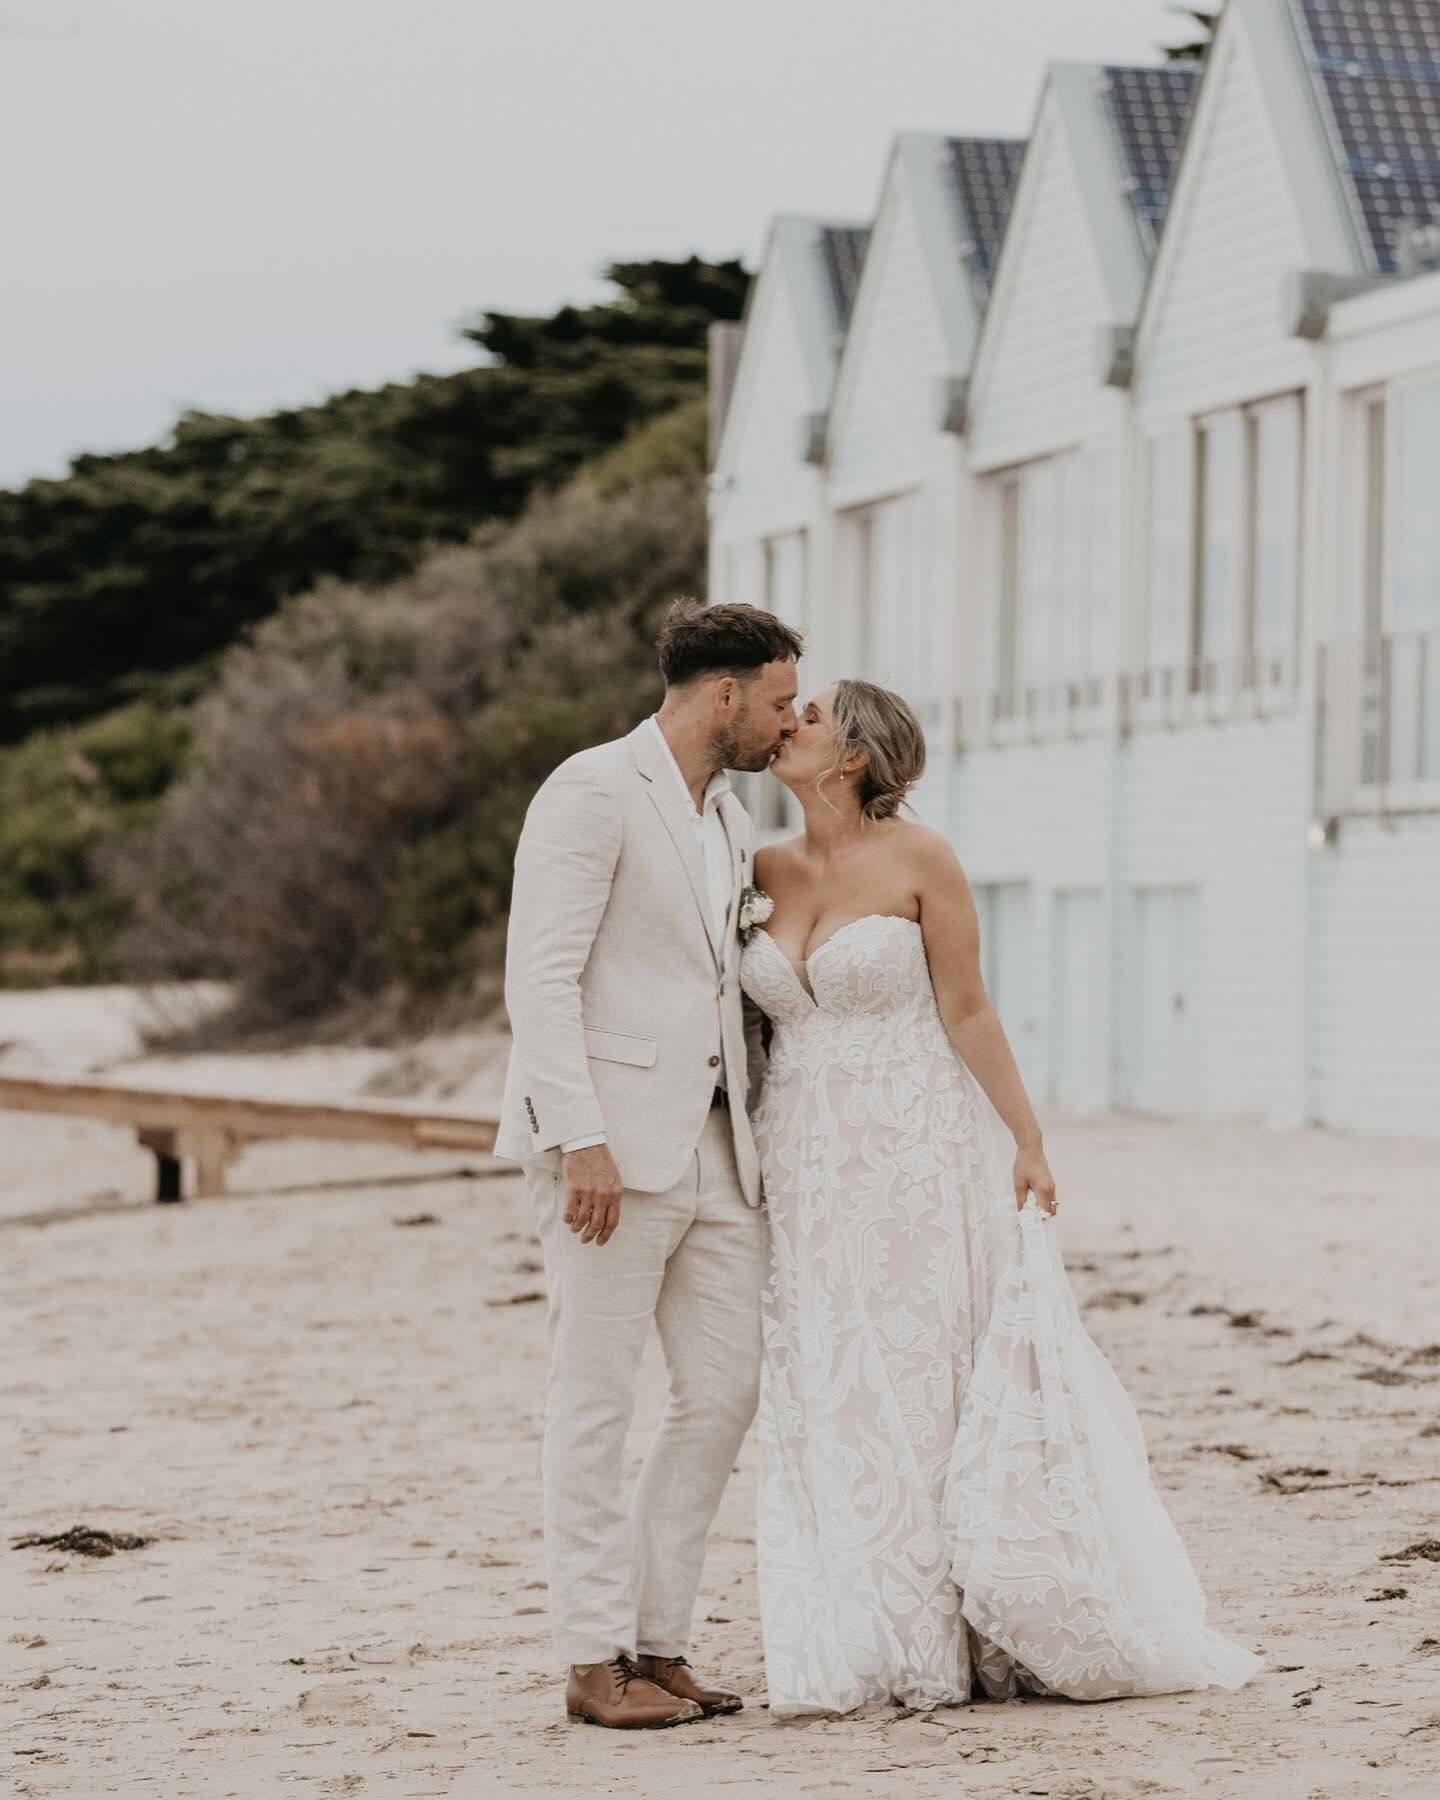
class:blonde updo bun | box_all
[821,678,926,824]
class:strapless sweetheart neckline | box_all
[755,911,922,969]
[751,914,922,1007]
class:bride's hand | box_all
[1012,1141,1058,1215]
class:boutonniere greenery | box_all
[737,883,774,946]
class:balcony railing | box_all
[953,676,1113,749]
[1125,648,1295,727]
[1318,628,1440,817]
[954,650,1297,750]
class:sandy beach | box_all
[3,988,1439,1798]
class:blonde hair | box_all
[818,678,926,824]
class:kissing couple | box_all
[495,598,1259,1727]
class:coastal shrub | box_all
[112,405,707,1025]
[0,704,191,985]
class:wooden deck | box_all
[0,1071,500,1201]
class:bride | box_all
[739,677,1260,1716]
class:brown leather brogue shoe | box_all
[635,1653,744,1716]
[566,1655,704,1728]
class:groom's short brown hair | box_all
[656,597,804,688]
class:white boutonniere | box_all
[737,883,774,945]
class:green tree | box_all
[109,398,709,1024]
[1164,7,1219,62]
[0,258,747,741]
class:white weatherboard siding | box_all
[967,103,1116,471]
[1310,817,1440,1137]
[708,231,832,823]
[946,722,1310,1123]
[1115,717,1309,1122]
[715,3,1440,1136]
[1134,27,1312,422]
[712,262,816,533]
[828,164,952,502]
[1051,888,1107,1113]
[950,742,1110,885]
[822,145,973,828]
[949,741,1111,1106]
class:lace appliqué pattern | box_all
[739,914,1260,1716]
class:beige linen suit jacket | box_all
[495,719,764,1205]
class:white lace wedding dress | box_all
[739,912,1260,1716]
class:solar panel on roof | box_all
[818,226,870,329]
[1098,65,1199,251]
[1289,0,1440,273]
[943,138,1025,300]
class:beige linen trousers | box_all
[497,720,769,1666]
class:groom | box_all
[496,598,802,1728]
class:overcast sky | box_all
[1,0,1185,489]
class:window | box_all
[996,477,1021,716]
[842,495,925,689]
[722,535,804,831]
[721,541,764,609]
[1019,459,1058,700]
[1389,378,1440,782]
[1074,451,1111,697]
[1195,411,1244,681]
[1144,396,1301,701]
[1146,430,1191,677]
[991,450,1112,726]
[1330,379,1440,805]
[871,502,907,680]
[841,505,877,673]
[1359,393,1386,786]
[1392,379,1440,633]
[1250,398,1301,677]
[763,531,807,634]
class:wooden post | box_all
[189,1128,238,1199]
[137,1128,184,1203]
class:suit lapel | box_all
[719,792,747,971]
[629,721,722,969]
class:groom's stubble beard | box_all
[712,696,779,775]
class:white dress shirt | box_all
[561,716,733,1154]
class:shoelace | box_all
[609,1654,642,1690]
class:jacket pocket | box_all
[583,1026,658,1068]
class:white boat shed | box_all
[710,0,1440,1137]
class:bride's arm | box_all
[743,845,776,1103]
[909,829,1058,1213]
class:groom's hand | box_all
[561,1144,624,1247]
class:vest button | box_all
[707,1054,721,1068]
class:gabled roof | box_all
[710,214,869,477]
[1098,64,1199,252]
[965,60,1199,415]
[943,137,1027,301]
[817,226,870,328]
[1128,0,1407,371]
[827,131,1024,436]
[1287,0,1440,274]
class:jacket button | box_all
[708,1054,720,1068]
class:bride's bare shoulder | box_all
[888,821,970,884]
[755,838,804,886]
